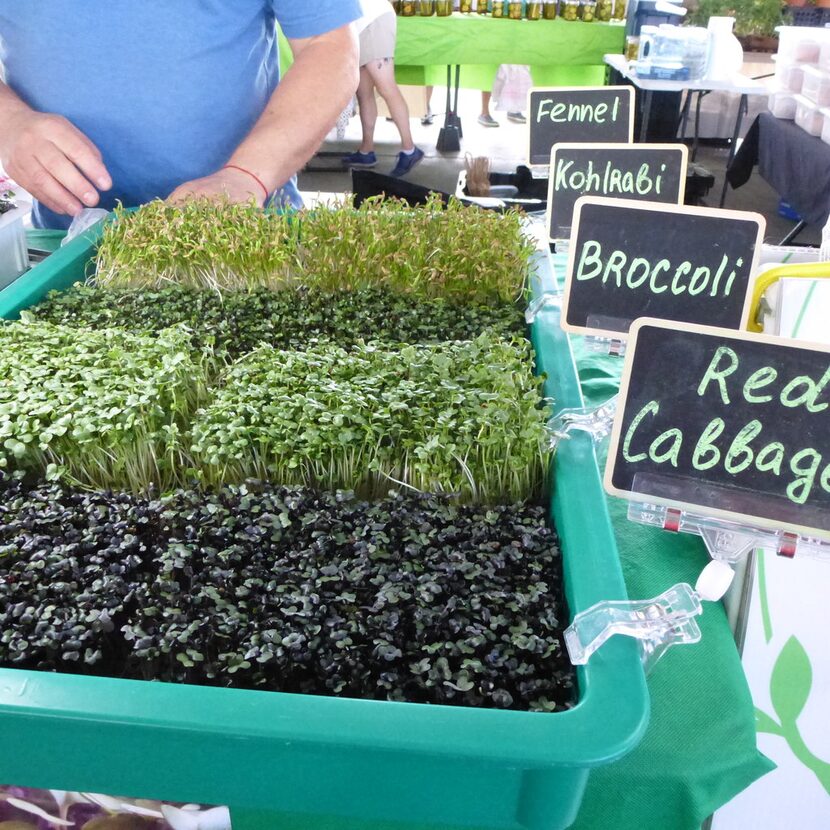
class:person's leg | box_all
[342,66,379,167]
[356,66,378,153]
[481,90,491,117]
[366,58,415,152]
[421,84,434,125]
[478,90,498,127]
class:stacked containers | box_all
[794,94,824,135]
[771,26,830,131]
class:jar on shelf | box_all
[418,0,436,14]
[612,0,626,20]
[491,0,505,16]
[400,0,416,14]
[597,0,612,20]
[436,0,453,13]
[580,0,596,20]
[460,0,474,11]
[543,0,557,18]
[526,1,542,18]
[508,1,523,17]
[561,0,579,19]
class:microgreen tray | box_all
[0,224,648,830]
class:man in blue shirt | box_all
[0,2,361,228]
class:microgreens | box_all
[0,476,576,712]
[190,334,551,503]
[0,319,209,491]
[93,196,534,304]
[94,199,299,292]
[33,284,527,360]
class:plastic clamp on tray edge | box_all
[547,394,619,450]
[564,583,704,673]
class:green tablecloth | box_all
[567,330,774,829]
[277,16,624,91]
[394,15,624,89]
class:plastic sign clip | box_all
[629,502,830,564]
[564,583,703,671]
[547,395,618,449]
[584,335,627,357]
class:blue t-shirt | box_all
[0,1,360,228]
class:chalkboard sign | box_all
[527,86,634,167]
[546,143,688,241]
[606,319,830,539]
[561,197,765,337]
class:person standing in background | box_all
[342,0,424,177]
[480,65,530,126]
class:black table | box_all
[727,111,830,241]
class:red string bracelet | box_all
[221,164,269,201]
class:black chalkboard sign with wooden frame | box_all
[546,142,688,241]
[605,318,830,540]
[561,197,766,338]
[526,86,634,167]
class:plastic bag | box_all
[61,207,109,246]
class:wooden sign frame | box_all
[545,142,689,242]
[560,196,766,338]
[605,318,830,541]
[526,86,635,167]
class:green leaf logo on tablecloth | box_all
[756,635,830,796]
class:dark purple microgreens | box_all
[0,476,575,712]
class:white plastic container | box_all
[776,25,823,64]
[773,58,806,94]
[768,88,798,119]
[821,107,830,146]
[820,37,830,72]
[705,16,743,80]
[801,65,830,107]
[794,94,825,136]
[0,204,29,290]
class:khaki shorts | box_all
[359,10,397,66]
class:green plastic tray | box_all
[0,230,648,830]
[26,228,66,255]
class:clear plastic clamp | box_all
[564,559,735,672]
[547,395,619,450]
[565,583,703,672]
[525,292,562,324]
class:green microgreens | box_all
[93,196,535,304]
[190,334,551,503]
[94,199,299,292]
[0,319,210,491]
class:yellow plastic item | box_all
[748,261,830,332]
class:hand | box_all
[167,167,268,207]
[0,109,112,217]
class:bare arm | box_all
[169,23,359,205]
[0,82,112,216]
